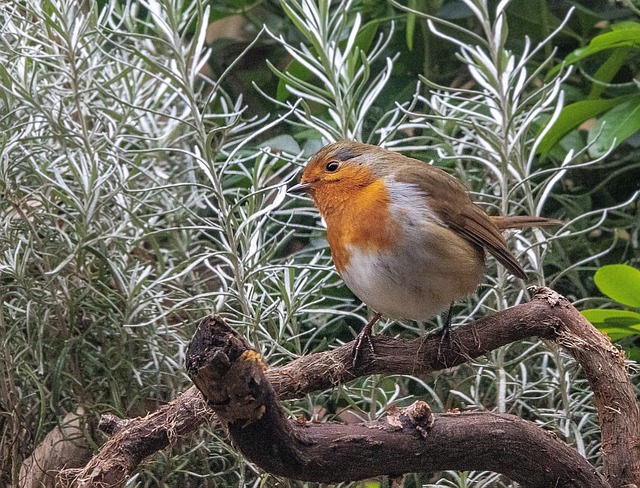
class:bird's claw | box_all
[437,305,454,366]
[351,312,382,368]
[352,328,375,368]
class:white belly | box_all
[341,221,484,322]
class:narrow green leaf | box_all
[588,46,631,99]
[588,98,640,157]
[547,26,640,78]
[406,0,417,51]
[275,19,380,101]
[536,97,627,155]
[593,264,640,308]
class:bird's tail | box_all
[490,215,563,230]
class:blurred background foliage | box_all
[0,0,638,486]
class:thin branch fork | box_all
[54,287,639,487]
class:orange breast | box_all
[318,177,401,273]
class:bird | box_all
[289,141,559,362]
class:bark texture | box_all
[18,410,94,488]
[28,287,638,487]
[185,314,608,487]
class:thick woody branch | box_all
[52,287,639,487]
[59,387,214,488]
[185,315,607,487]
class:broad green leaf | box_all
[259,135,301,154]
[593,264,640,308]
[610,21,640,31]
[588,97,640,158]
[355,19,382,55]
[551,129,585,161]
[625,347,640,362]
[587,28,640,51]
[597,327,637,341]
[583,309,640,341]
[582,308,640,325]
[536,97,628,155]
[275,59,314,102]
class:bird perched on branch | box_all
[290,141,559,362]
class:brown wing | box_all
[383,156,527,280]
[452,205,527,280]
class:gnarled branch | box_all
[185,314,608,487]
[47,288,639,487]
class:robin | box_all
[290,141,559,362]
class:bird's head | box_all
[289,141,392,213]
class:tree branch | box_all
[50,287,639,487]
[185,314,608,487]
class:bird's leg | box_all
[352,311,383,367]
[437,304,454,365]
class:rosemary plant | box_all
[0,0,337,484]
[1,0,637,486]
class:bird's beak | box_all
[289,181,312,194]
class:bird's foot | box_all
[351,312,382,368]
[437,305,454,366]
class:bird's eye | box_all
[325,161,340,172]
